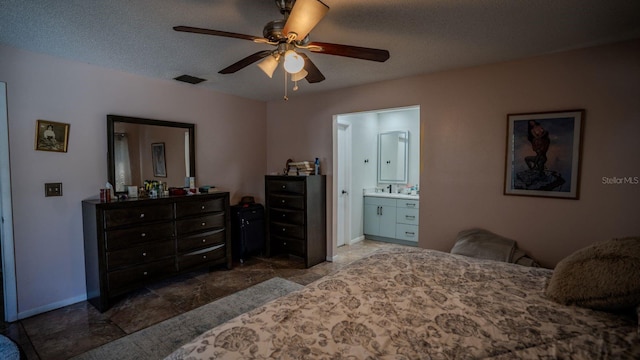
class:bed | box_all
[166,247,639,359]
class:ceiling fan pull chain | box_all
[283,70,289,101]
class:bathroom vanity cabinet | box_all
[364,194,419,244]
[364,196,397,238]
[82,192,231,312]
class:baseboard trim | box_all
[349,235,365,245]
[18,294,87,320]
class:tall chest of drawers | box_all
[82,192,231,312]
[265,175,326,268]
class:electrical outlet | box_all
[45,182,62,197]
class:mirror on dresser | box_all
[378,130,409,184]
[107,115,195,194]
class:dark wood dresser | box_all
[82,192,231,312]
[265,175,326,268]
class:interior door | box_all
[337,123,351,247]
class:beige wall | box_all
[266,39,640,268]
[0,44,266,317]
[1,38,638,317]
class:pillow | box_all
[450,228,516,263]
[545,237,640,311]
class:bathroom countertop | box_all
[364,192,419,200]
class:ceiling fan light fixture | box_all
[257,54,280,78]
[291,69,308,82]
[283,50,304,74]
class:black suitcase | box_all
[230,203,265,263]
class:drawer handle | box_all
[282,214,286,218]
[283,242,287,246]
[202,255,207,259]
[281,185,286,189]
[406,203,416,207]
[405,232,415,236]
[202,239,207,243]
[282,228,286,232]
[281,200,285,204]
[142,252,147,256]
[140,213,145,218]
[201,205,205,210]
[143,271,148,276]
[141,233,146,237]
[405,215,416,220]
[201,222,206,226]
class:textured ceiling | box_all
[2,0,640,102]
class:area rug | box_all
[71,277,304,360]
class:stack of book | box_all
[287,161,314,176]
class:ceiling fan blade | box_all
[307,42,390,62]
[174,26,264,42]
[299,53,325,83]
[219,50,272,74]
[283,0,329,42]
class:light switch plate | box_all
[45,182,62,197]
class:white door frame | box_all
[331,116,352,259]
[336,121,352,247]
[0,82,18,322]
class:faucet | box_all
[387,184,392,193]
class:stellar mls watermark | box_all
[601,176,639,185]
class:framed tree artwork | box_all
[504,109,584,199]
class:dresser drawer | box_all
[270,222,305,240]
[177,229,226,253]
[105,222,175,251]
[269,194,305,210]
[176,213,225,236]
[177,244,226,270]
[269,208,305,225]
[106,241,174,270]
[107,258,175,294]
[267,180,305,195]
[396,208,419,225]
[104,204,173,229]
[175,197,225,218]
[270,235,304,257]
[396,224,419,242]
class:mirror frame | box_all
[107,114,195,194]
[378,130,409,184]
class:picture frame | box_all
[504,109,584,199]
[151,142,167,177]
[34,120,70,152]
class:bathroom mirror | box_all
[378,130,408,184]
[107,115,195,194]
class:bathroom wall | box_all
[377,107,420,190]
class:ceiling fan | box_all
[174,0,390,93]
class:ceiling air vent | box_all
[174,74,206,84]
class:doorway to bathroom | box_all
[332,106,420,255]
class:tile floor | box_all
[1,240,407,360]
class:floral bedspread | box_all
[166,247,639,359]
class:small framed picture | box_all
[504,110,584,199]
[35,120,70,152]
[151,142,167,177]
